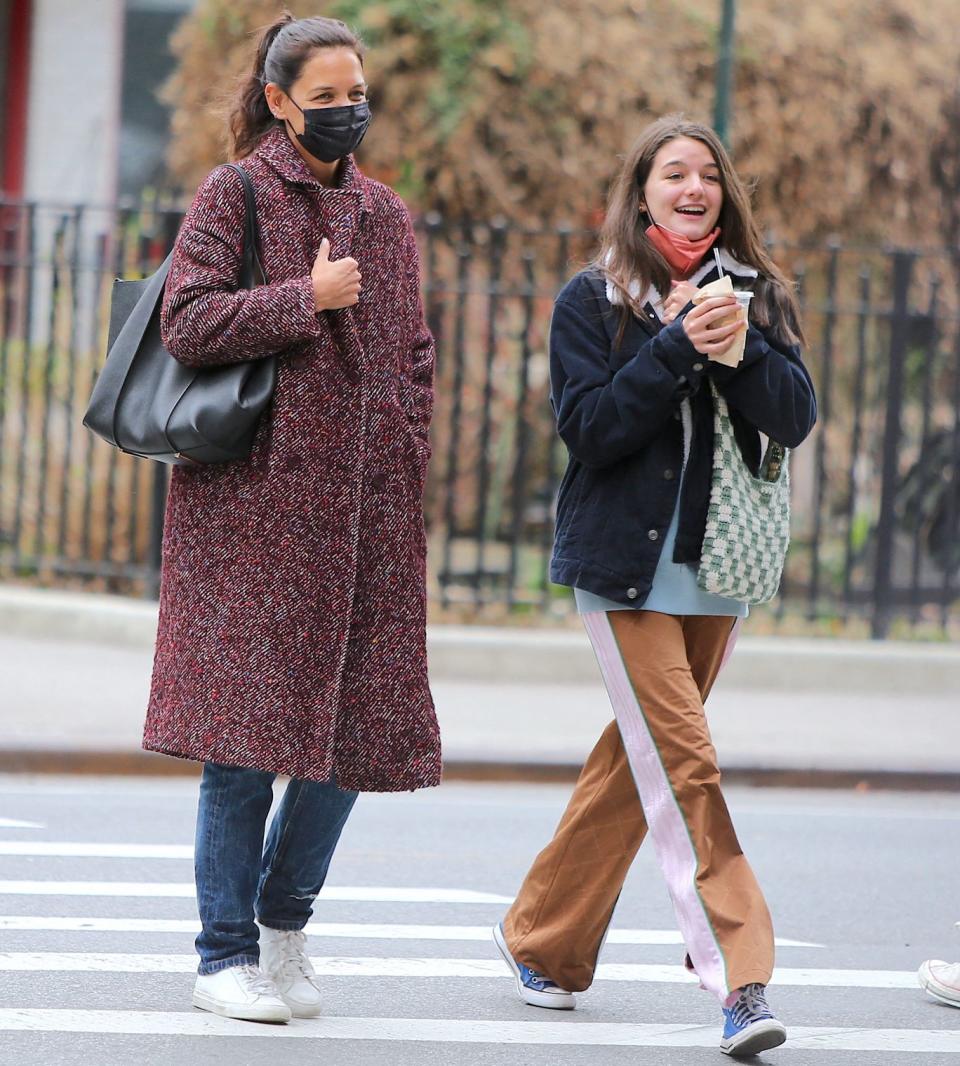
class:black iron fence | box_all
[1,195,958,637]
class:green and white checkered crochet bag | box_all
[696,383,791,605]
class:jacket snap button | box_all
[663,469,675,480]
[647,529,659,541]
[692,362,704,372]
[291,355,309,370]
[627,587,638,599]
[371,472,388,492]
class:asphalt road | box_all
[0,775,959,1065]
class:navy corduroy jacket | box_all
[549,266,817,608]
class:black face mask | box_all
[287,99,371,163]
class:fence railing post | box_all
[872,250,914,638]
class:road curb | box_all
[3,585,959,694]
[1,748,959,792]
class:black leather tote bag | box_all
[83,163,276,465]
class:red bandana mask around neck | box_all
[645,223,722,278]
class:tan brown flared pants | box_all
[502,610,774,1004]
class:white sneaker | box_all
[192,963,291,1023]
[919,922,960,1008]
[258,923,323,1018]
[919,959,960,1007]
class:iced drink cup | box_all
[691,277,752,367]
[733,291,753,312]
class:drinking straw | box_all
[713,247,725,278]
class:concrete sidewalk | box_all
[2,585,958,788]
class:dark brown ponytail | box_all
[229,11,365,160]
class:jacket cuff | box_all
[653,317,710,387]
[706,326,768,383]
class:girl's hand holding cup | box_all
[684,277,752,366]
[682,295,744,358]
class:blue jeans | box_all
[194,761,358,975]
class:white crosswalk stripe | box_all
[0,881,511,903]
[2,1010,958,1053]
[0,951,920,987]
[0,842,194,858]
[0,917,821,947]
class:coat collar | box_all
[255,126,370,208]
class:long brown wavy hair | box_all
[596,115,805,347]
[229,12,365,161]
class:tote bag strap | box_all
[219,162,266,287]
[103,163,262,381]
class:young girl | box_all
[142,14,440,1023]
[494,116,816,1057]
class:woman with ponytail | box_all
[142,13,440,1023]
[493,116,816,1057]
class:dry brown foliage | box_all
[163,1,960,245]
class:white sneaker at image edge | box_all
[918,959,960,1007]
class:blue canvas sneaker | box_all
[720,983,787,1056]
[492,922,575,1009]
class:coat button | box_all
[647,529,659,541]
[627,587,639,599]
[663,468,675,480]
[692,362,704,372]
[290,355,309,370]
[370,472,388,492]
[344,366,360,385]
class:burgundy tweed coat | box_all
[142,127,441,792]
